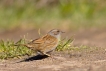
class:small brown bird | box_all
[16,29,64,56]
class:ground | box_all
[0,28,106,71]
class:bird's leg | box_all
[39,51,58,60]
[43,52,58,60]
[42,52,51,57]
[37,50,50,57]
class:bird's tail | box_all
[14,44,32,49]
[14,44,27,47]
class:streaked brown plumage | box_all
[16,29,63,56]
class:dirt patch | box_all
[0,50,106,71]
[0,28,106,71]
[72,28,106,47]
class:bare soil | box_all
[0,28,106,71]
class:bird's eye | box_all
[57,30,59,32]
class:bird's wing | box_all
[31,34,56,44]
[25,37,45,49]
[26,34,58,52]
[31,38,45,44]
[38,34,58,51]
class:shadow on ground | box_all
[18,55,49,63]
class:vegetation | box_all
[0,0,106,30]
[0,37,96,60]
[0,37,73,59]
[0,39,33,59]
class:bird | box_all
[15,29,64,57]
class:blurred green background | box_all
[0,0,106,31]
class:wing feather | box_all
[25,34,58,52]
